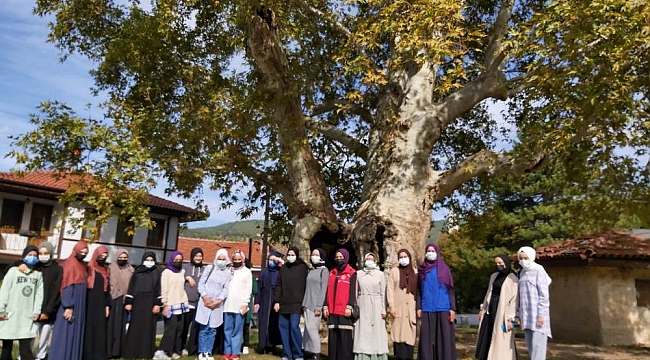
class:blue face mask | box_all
[24,255,39,266]
[268,261,277,269]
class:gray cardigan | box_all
[302,266,329,312]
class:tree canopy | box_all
[9,0,650,264]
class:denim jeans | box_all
[198,323,217,354]
[279,313,304,359]
[224,312,244,355]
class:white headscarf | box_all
[214,249,230,268]
[517,246,552,284]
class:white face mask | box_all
[39,255,51,263]
[143,261,155,268]
[398,257,410,267]
[216,260,227,269]
[364,260,377,269]
[286,255,297,263]
[519,259,533,270]
[426,252,437,262]
[311,256,322,264]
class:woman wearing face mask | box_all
[302,248,329,360]
[122,252,162,359]
[83,245,111,360]
[223,250,252,360]
[416,243,456,360]
[353,253,389,360]
[49,241,89,360]
[182,247,205,357]
[0,245,44,360]
[387,249,417,360]
[274,247,309,360]
[155,251,190,360]
[322,249,357,360]
[517,246,551,360]
[475,254,518,360]
[195,249,231,360]
[30,241,62,360]
[107,249,133,359]
[254,250,283,354]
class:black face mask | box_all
[172,261,183,269]
[97,257,107,265]
[232,261,243,268]
[76,253,87,261]
[496,264,509,274]
[335,258,345,266]
[117,260,129,267]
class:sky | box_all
[0,1,450,229]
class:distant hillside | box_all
[181,219,448,243]
[180,219,265,240]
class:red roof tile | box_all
[0,171,196,216]
[536,231,650,261]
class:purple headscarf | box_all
[165,251,183,273]
[336,248,349,271]
[418,243,454,289]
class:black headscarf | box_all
[312,248,327,268]
[22,245,39,258]
[190,247,204,266]
[135,251,158,274]
[286,246,306,267]
[495,253,513,276]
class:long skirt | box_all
[327,314,354,360]
[303,308,323,354]
[107,295,128,358]
[475,296,498,360]
[417,311,456,360]
[122,292,158,359]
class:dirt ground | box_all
[455,328,650,360]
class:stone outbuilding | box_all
[536,231,650,346]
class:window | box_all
[29,203,54,233]
[147,218,166,248]
[636,279,650,307]
[115,218,134,245]
[0,199,24,231]
[82,209,101,241]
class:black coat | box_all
[40,262,63,323]
[274,260,308,314]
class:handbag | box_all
[351,304,360,321]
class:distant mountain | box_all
[181,219,448,243]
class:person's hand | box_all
[18,264,28,274]
[186,276,196,288]
[253,304,260,313]
[381,313,387,320]
[162,306,170,318]
[274,303,280,312]
[105,306,110,318]
[38,313,49,321]
[0,314,6,321]
[478,309,483,321]
[314,310,321,317]
[448,310,456,324]
[323,308,329,319]
[417,310,422,319]
[203,296,212,307]
[344,308,352,318]
[390,307,397,318]
[241,305,249,315]
[125,304,133,311]
[152,305,160,314]
[63,308,74,321]
[506,320,514,332]
[536,316,544,327]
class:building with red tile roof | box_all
[533,231,650,347]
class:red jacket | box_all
[326,265,356,315]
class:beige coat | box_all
[386,267,417,346]
[478,272,519,360]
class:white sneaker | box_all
[242,347,249,355]
[182,349,189,357]
[154,350,171,360]
[172,353,181,359]
[206,353,215,360]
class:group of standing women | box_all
[475,246,552,360]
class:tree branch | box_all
[484,0,515,71]
[305,117,368,160]
[309,100,373,122]
[298,2,352,37]
[431,149,548,201]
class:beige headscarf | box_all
[108,248,134,299]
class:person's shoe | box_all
[154,350,171,360]
[171,353,181,359]
[182,349,189,357]
[223,355,232,360]
[197,353,206,360]
[242,347,249,355]
[206,353,215,360]
[281,357,290,360]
